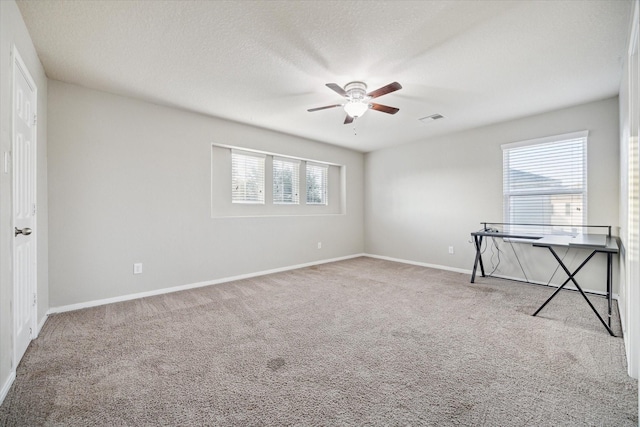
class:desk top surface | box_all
[534,234,619,252]
[471,231,619,253]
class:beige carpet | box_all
[0,257,637,426]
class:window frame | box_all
[306,162,328,206]
[231,149,266,204]
[211,143,345,218]
[502,130,588,235]
[273,156,300,205]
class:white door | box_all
[12,48,37,365]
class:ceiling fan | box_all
[308,81,402,124]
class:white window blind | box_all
[306,163,328,205]
[231,150,265,204]
[502,131,588,235]
[273,157,300,204]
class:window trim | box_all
[211,143,344,218]
[231,149,266,204]
[501,130,588,235]
[306,162,329,206]
[213,143,341,167]
[273,156,300,205]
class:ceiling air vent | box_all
[419,114,445,123]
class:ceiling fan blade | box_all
[326,83,347,97]
[344,115,354,125]
[367,82,402,99]
[307,104,343,112]
[370,103,399,114]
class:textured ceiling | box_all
[17,0,633,152]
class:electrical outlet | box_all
[448,246,454,254]
[133,263,143,274]
[317,242,322,249]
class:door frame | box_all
[11,45,38,368]
[625,0,640,381]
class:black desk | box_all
[470,230,619,336]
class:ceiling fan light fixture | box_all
[344,101,369,118]
[308,80,401,123]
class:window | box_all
[502,131,588,235]
[231,150,265,203]
[212,144,344,217]
[273,157,300,204]
[306,163,328,205]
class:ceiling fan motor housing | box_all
[345,81,369,101]
[307,80,401,123]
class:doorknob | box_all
[15,227,32,236]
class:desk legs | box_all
[607,252,613,329]
[533,247,615,337]
[471,235,485,283]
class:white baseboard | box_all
[618,294,627,337]
[36,313,48,337]
[362,253,618,298]
[45,251,618,314]
[48,253,366,315]
[363,253,472,275]
[0,371,16,407]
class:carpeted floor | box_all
[0,257,637,426]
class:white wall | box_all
[0,0,48,402]
[365,97,620,293]
[47,80,364,308]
